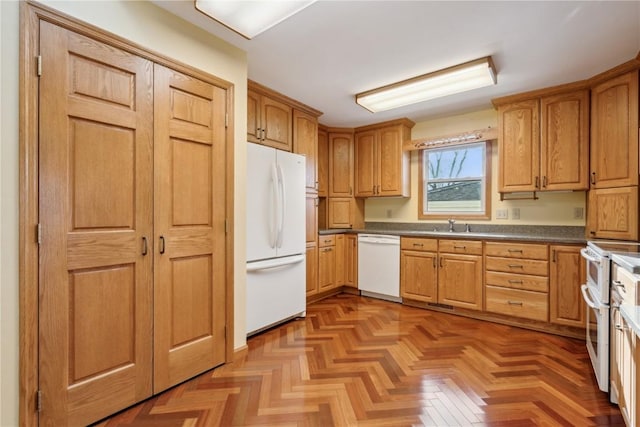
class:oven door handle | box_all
[580,248,600,264]
[581,284,603,311]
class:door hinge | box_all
[36,223,42,245]
[36,55,42,77]
[36,390,42,412]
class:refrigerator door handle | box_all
[276,163,285,248]
[246,254,305,272]
[270,163,279,248]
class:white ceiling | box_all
[152,1,640,128]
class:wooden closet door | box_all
[153,64,227,393]
[38,22,154,426]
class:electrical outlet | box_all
[574,207,584,219]
[512,208,520,220]
[386,209,393,218]
[496,208,508,219]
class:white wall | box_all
[0,2,248,425]
[365,108,587,226]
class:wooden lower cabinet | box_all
[549,245,585,327]
[335,235,346,285]
[438,253,483,310]
[401,250,438,303]
[318,242,336,292]
[587,186,639,241]
[306,244,318,297]
[344,234,358,288]
[485,286,548,321]
[314,233,358,295]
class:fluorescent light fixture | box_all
[195,0,317,39]
[356,56,497,113]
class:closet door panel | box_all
[153,64,227,393]
[38,21,154,426]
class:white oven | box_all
[581,245,610,303]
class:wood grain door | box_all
[261,96,292,151]
[378,126,404,196]
[498,99,540,192]
[38,22,154,425]
[438,254,483,310]
[540,90,590,191]
[587,186,639,241]
[591,71,639,188]
[317,128,329,197]
[328,132,354,197]
[247,89,261,143]
[549,245,585,327]
[293,109,319,193]
[153,64,227,393]
[401,250,438,303]
[354,130,376,197]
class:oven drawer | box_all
[485,256,548,276]
[485,286,548,321]
[485,271,548,292]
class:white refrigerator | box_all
[246,142,306,336]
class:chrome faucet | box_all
[448,218,455,232]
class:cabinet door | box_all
[305,195,318,245]
[618,316,635,425]
[354,130,376,197]
[549,245,585,327]
[261,96,292,151]
[293,109,318,193]
[591,70,639,188]
[540,90,590,191]
[345,235,358,287]
[335,235,346,285]
[378,125,408,196]
[318,245,336,291]
[438,254,483,310]
[329,132,354,197]
[587,187,638,241]
[317,128,329,197]
[306,244,318,297]
[328,198,352,228]
[401,250,438,303]
[498,99,540,192]
[247,90,261,143]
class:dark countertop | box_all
[319,222,586,244]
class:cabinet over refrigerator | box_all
[246,142,306,336]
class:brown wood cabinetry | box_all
[335,235,346,285]
[344,234,358,288]
[318,235,337,292]
[590,70,639,189]
[496,89,589,193]
[293,109,319,193]
[438,240,483,310]
[400,238,438,303]
[549,245,585,327]
[305,195,318,245]
[485,242,549,321]
[587,186,639,240]
[247,88,292,151]
[306,244,318,297]
[329,130,354,197]
[354,119,413,197]
[317,126,329,197]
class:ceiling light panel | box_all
[195,0,316,39]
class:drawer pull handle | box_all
[508,264,523,269]
[507,301,523,306]
[508,279,523,284]
[322,247,333,252]
[508,249,523,253]
[413,243,424,247]
[454,245,466,249]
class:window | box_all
[419,141,491,219]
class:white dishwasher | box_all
[357,234,401,302]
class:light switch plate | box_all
[574,207,584,219]
[496,208,508,219]
[512,208,520,220]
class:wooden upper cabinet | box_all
[540,90,590,191]
[498,99,540,192]
[328,131,354,197]
[588,186,639,241]
[591,70,639,189]
[354,119,413,197]
[247,90,261,143]
[496,88,590,193]
[293,109,318,193]
[317,126,329,197]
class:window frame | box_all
[418,141,492,220]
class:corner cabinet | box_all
[590,70,639,189]
[495,88,590,193]
[354,119,414,197]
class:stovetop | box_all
[588,240,640,256]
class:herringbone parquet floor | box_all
[96,294,624,426]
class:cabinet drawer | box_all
[485,286,548,321]
[485,271,549,292]
[485,242,548,260]
[485,256,548,276]
[439,239,483,255]
[401,237,438,252]
[319,235,336,247]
